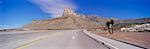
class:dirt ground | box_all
[91,30,150,49]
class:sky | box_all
[0,0,150,29]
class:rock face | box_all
[23,8,105,30]
[63,8,77,16]
[115,18,150,24]
[113,18,150,30]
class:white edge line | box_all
[83,30,119,49]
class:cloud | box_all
[0,25,14,29]
[29,0,77,18]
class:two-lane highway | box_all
[0,30,110,49]
[16,30,109,49]
[0,30,63,49]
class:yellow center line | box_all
[16,33,62,49]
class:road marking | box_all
[72,35,75,40]
[72,32,78,40]
[83,30,119,49]
[102,41,119,49]
[16,33,62,49]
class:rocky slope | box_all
[23,8,150,30]
[115,18,150,23]
[113,18,150,30]
[23,8,106,30]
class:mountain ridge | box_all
[23,8,150,30]
[23,8,105,30]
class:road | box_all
[0,30,63,49]
[0,30,110,49]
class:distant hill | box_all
[115,18,150,23]
[114,18,150,30]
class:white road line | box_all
[72,35,75,40]
[83,30,142,49]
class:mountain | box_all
[23,8,106,30]
[115,18,150,23]
[113,17,150,30]
[23,8,150,30]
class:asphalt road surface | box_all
[0,30,110,49]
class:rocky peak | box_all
[62,8,77,17]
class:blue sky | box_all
[0,0,150,29]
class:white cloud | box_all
[0,25,15,29]
[29,0,77,18]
